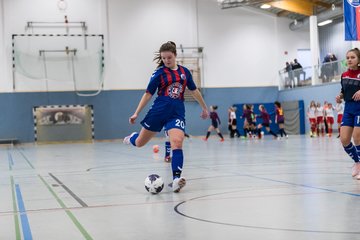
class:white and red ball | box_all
[144,174,164,194]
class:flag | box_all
[344,0,360,41]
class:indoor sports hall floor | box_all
[1,135,359,240]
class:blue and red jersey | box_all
[341,69,360,102]
[140,65,197,132]
[340,69,360,128]
[146,65,196,100]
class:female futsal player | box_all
[274,101,288,138]
[335,98,344,138]
[203,105,224,141]
[316,102,325,137]
[325,102,335,137]
[307,100,317,137]
[124,41,208,191]
[229,106,241,138]
[336,48,360,179]
[257,105,278,139]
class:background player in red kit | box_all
[307,100,317,137]
[257,105,278,139]
[124,41,208,192]
[274,101,288,138]
[203,105,224,141]
[335,98,344,138]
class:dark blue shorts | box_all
[140,97,186,132]
[262,123,270,127]
[211,120,218,128]
[342,101,360,127]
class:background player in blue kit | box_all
[336,48,360,179]
[124,41,209,192]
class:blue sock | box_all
[344,142,359,162]
[165,141,171,157]
[172,149,183,179]
[129,133,139,146]
[356,145,360,160]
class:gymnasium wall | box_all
[0,86,278,142]
[318,18,351,62]
[0,0,310,92]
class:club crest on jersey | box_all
[180,74,186,80]
[167,82,183,99]
[357,73,360,78]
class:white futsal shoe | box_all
[352,162,360,177]
[123,132,137,145]
[172,177,186,193]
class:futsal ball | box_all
[144,174,164,194]
[152,144,159,153]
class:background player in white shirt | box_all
[325,102,335,137]
[335,98,344,138]
[315,102,325,137]
[307,100,317,137]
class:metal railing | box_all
[279,60,347,90]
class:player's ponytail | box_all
[154,41,177,68]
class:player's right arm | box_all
[129,92,153,124]
[129,69,161,124]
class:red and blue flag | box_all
[344,0,360,40]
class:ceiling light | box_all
[318,19,333,26]
[260,4,271,9]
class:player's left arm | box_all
[189,89,208,119]
[216,112,221,125]
[185,67,208,119]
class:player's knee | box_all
[340,135,352,146]
[352,135,360,145]
[171,138,183,149]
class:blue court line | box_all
[201,166,360,198]
[241,173,360,197]
[15,184,33,240]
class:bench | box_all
[0,139,19,145]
